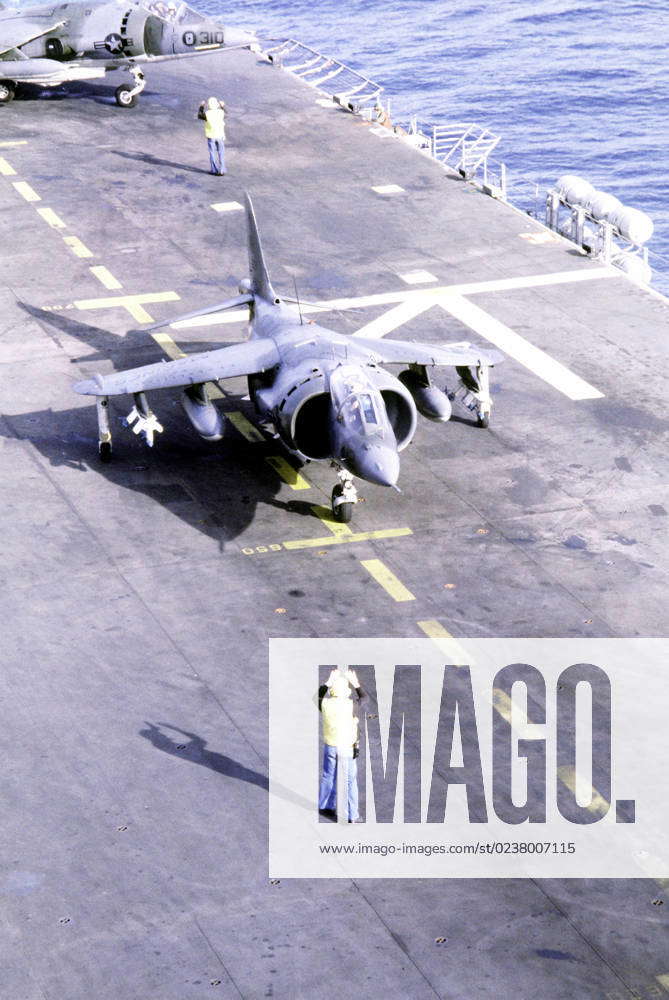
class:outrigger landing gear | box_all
[331,466,358,523]
[96,396,112,462]
[115,67,145,108]
[453,363,493,428]
[125,392,163,446]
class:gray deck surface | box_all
[1,47,668,1000]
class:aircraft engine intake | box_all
[263,368,331,460]
[362,366,417,450]
[181,385,225,442]
[398,368,452,422]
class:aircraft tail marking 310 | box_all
[74,194,503,522]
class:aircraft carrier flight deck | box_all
[1,45,669,1000]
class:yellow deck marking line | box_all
[0,140,28,148]
[90,265,122,290]
[0,157,16,175]
[361,558,415,602]
[151,330,186,360]
[73,290,180,324]
[439,293,604,401]
[281,505,412,550]
[12,180,40,202]
[283,526,412,550]
[227,411,265,442]
[265,454,311,490]
[36,207,66,229]
[63,235,93,259]
[555,765,609,818]
[417,620,470,662]
[311,505,354,537]
[172,267,618,329]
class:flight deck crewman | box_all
[318,670,364,823]
[198,96,226,176]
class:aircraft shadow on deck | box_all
[7,303,289,547]
[13,80,157,106]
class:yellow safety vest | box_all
[322,698,358,749]
[204,107,226,140]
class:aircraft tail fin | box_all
[245,192,278,303]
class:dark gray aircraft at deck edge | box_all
[0,0,255,106]
[74,194,502,522]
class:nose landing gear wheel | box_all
[331,485,354,523]
[115,83,137,108]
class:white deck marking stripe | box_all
[350,299,433,340]
[172,268,618,328]
[0,157,16,175]
[439,293,604,401]
[211,201,244,212]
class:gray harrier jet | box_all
[74,195,502,522]
[0,0,255,107]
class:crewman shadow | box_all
[114,150,210,175]
[140,722,314,813]
[140,722,268,790]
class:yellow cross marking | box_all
[281,505,412,550]
[282,526,412,550]
[361,558,415,602]
[13,180,40,202]
[265,455,311,490]
[227,411,265,442]
[90,265,122,290]
[0,157,16,176]
[36,207,66,229]
[73,290,180,324]
[63,235,93,259]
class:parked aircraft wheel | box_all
[115,84,137,108]
[477,412,490,428]
[99,441,112,463]
[0,81,15,104]
[331,486,354,523]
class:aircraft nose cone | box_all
[354,444,400,488]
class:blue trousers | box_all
[319,744,359,821]
[207,138,226,174]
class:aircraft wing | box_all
[0,58,106,84]
[74,339,280,397]
[351,337,503,368]
[0,18,66,57]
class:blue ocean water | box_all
[214,0,669,280]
